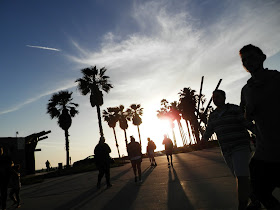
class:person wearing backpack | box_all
[147,138,157,166]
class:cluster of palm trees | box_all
[46,65,212,167]
[47,66,113,167]
[102,104,143,158]
[157,87,211,147]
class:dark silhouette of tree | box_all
[169,101,189,145]
[156,99,177,147]
[118,105,130,147]
[103,107,121,158]
[127,104,143,146]
[47,90,79,167]
[75,66,113,138]
[178,87,200,144]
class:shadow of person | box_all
[168,167,195,210]
[101,166,155,210]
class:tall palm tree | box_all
[75,66,113,138]
[170,101,189,145]
[47,90,79,167]
[178,87,200,144]
[156,99,177,147]
[118,105,130,147]
[103,107,121,158]
[127,104,143,146]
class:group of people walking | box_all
[94,134,174,186]
[93,44,279,210]
[201,44,280,210]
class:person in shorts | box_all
[146,138,157,166]
[127,136,142,183]
[162,135,174,167]
[201,89,255,210]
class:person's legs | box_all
[104,163,111,187]
[250,158,280,209]
[0,179,8,209]
[231,147,251,210]
[136,160,142,181]
[9,188,16,204]
[15,188,20,206]
[166,154,170,164]
[97,165,105,189]
[170,154,173,166]
[131,161,138,182]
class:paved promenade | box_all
[10,147,280,210]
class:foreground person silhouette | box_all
[127,136,142,183]
[240,44,280,210]
[201,90,255,210]
[147,138,157,166]
[0,146,13,210]
[94,137,112,189]
[9,164,21,208]
[162,135,173,167]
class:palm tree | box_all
[127,104,143,146]
[178,87,200,144]
[169,101,189,145]
[103,107,121,158]
[47,90,79,167]
[118,105,130,147]
[156,99,177,147]
[75,66,113,138]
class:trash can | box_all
[58,163,63,170]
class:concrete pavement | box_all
[9,147,280,210]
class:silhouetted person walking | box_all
[147,138,157,166]
[9,164,21,208]
[201,89,255,210]
[45,160,50,172]
[240,44,280,210]
[162,135,173,167]
[94,137,112,189]
[127,136,142,183]
[0,146,13,210]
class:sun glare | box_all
[141,117,173,150]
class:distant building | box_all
[0,130,51,175]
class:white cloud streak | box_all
[26,45,61,51]
[0,82,76,115]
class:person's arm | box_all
[202,115,214,141]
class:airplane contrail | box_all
[26,45,61,51]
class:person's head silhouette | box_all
[239,44,266,74]
[212,89,226,108]
[130,136,135,143]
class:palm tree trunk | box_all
[137,125,142,146]
[123,129,128,147]
[177,120,188,145]
[113,127,121,158]
[96,105,104,137]
[65,129,70,168]
[186,120,194,145]
[172,128,177,147]
[192,117,200,144]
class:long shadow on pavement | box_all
[101,165,155,210]
[168,167,195,210]
[54,166,132,210]
[174,154,236,209]
[189,149,225,165]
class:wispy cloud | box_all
[0,82,76,115]
[67,0,280,105]
[26,45,61,51]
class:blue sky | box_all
[1,0,280,169]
